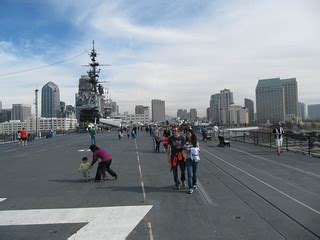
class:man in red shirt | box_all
[89,144,118,182]
[20,128,28,146]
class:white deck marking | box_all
[134,139,154,240]
[232,147,320,179]
[78,149,85,152]
[202,148,320,215]
[0,206,152,240]
[0,198,6,202]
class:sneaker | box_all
[181,182,186,188]
[193,185,197,190]
[188,189,194,194]
[175,184,181,190]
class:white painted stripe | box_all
[35,149,47,153]
[202,148,320,215]
[13,154,25,158]
[0,198,6,202]
[78,149,85,152]
[147,222,154,240]
[0,206,152,240]
[134,139,154,240]
[232,147,320,179]
[2,149,19,153]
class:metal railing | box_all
[218,130,320,157]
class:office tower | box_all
[41,82,60,118]
[308,104,320,120]
[135,105,145,114]
[244,98,254,123]
[256,78,285,124]
[209,93,220,123]
[220,89,234,109]
[282,78,298,119]
[0,101,2,113]
[177,109,187,119]
[298,102,306,121]
[0,109,12,122]
[189,108,197,121]
[12,104,31,121]
[151,99,165,122]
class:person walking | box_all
[89,144,118,182]
[167,127,186,190]
[20,128,28,146]
[273,123,285,155]
[184,130,200,194]
[212,124,219,141]
[88,126,96,145]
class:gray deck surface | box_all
[0,132,319,240]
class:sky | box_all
[0,0,319,117]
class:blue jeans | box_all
[186,158,199,189]
[91,135,96,145]
[172,161,186,186]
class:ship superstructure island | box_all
[76,41,117,123]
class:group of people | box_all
[17,128,29,146]
[166,127,200,194]
[79,144,118,182]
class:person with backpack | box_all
[273,123,285,155]
[167,127,186,190]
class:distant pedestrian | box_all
[162,127,171,152]
[168,127,186,190]
[201,126,208,141]
[273,123,285,155]
[17,131,21,145]
[184,130,200,194]
[89,144,118,182]
[88,126,96,145]
[20,128,28,146]
[79,157,91,181]
[212,124,219,140]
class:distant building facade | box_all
[298,102,306,121]
[177,109,187,119]
[256,77,298,124]
[189,108,197,121]
[12,104,31,122]
[256,78,285,124]
[41,82,60,118]
[308,104,320,120]
[244,98,254,123]
[151,99,165,122]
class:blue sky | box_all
[0,0,319,116]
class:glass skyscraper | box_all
[41,82,60,118]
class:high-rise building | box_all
[0,109,11,122]
[244,98,254,123]
[220,89,234,109]
[41,82,60,118]
[12,104,31,122]
[256,77,298,124]
[0,101,2,113]
[308,104,320,120]
[177,109,187,119]
[282,78,298,119]
[298,102,306,121]
[190,108,197,121]
[256,78,285,124]
[209,93,220,123]
[151,99,165,122]
[135,105,145,114]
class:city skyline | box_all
[0,0,319,116]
